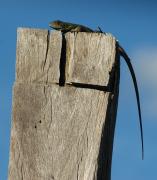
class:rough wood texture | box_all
[8,28,119,180]
[65,32,116,86]
[16,28,62,83]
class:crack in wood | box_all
[43,30,50,71]
[67,82,113,92]
[59,34,66,86]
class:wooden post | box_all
[8,28,120,180]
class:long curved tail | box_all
[117,43,144,160]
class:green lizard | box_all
[49,20,94,33]
[49,20,144,159]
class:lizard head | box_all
[49,20,64,30]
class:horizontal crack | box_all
[66,82,113,92]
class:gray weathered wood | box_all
[8,28,119,180]
[65,32,116,85]
[16,28,62,83]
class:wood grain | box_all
[16,28,62,84]
[8,29,119,180]
[65,32,116,86]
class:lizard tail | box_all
[117,43,144,160]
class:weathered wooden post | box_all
[8,28,120,180]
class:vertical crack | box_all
[43,30,50,71]
[59,33,66,86]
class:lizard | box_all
[49,20,94,33]
[49,20,144,159]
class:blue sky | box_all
[0,0,157,179]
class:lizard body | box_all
[49,20,144,159]
[49,20,94,33]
